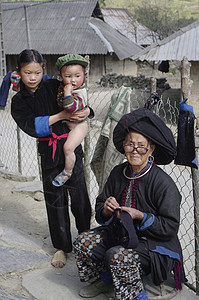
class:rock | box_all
[12,181,43,196]
[34,191,44,202]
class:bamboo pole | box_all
[181,56,199,294]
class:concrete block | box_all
[1,228,43,250]
[12,181,43,195]
[0,289,35,300]
[0,245,49,275]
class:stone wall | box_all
[97,73,170,94]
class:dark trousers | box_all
[41,156,91,253]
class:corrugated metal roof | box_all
[2,1,142,59]
[132,20,199,61]
[90,17,142,60]
[101,8,159,47]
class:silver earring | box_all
[149,155,154,163]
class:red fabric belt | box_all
[38,132,68,161]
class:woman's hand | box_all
[69,107,90,122]
[102,196,120,218]
[120,206,144,221]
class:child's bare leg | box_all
[63,122,88,172]
[52,122,88,187]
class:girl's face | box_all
[60,64,85,89]
[18,62,43,92]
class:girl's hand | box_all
[57,109,72,121]
[49,107,90,126]
[69,107,90,122]
[120,206,144,221]
[49,109,72,125]
[103,196,120,218]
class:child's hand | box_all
[64,83,73,97]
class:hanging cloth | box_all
[175,98,198,169]
[144,92,161,110]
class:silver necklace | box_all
[123,157,154,180]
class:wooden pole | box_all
[150,77,157,94]
[181,56,193,104]
[181,56,199,294]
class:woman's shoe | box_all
[134,289,148,299]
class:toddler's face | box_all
[60,64,85,89]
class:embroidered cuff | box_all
[152,246,180,260]
[62,95,72,100]
[136,213,155,231]
[97,207,114,225]
[35,116,50,137]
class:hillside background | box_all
[103,0,199,39]
[104,0,199,19]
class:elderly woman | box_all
[73,108,185,300]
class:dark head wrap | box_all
[113,108,177,165]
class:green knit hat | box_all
[56,54,88,71]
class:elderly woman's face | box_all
[123,131,155,173]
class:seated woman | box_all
[73,108,186,300]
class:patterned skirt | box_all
[73,228,144,300]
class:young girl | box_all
[11,49,92,268]
[52,54,89,187]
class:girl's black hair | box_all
[17,49,44,70]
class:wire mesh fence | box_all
[0,84,197,292]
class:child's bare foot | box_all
[51,250,67,268]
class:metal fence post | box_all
[181,56,199,293]
[192,138,199,294]
[84,122,90,197]
[84,55,90,197]
[36,139,42,181]
[17,126,22,174]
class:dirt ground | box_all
[0,170,99,299]
[1,171,199,300]
[0,171,53,297]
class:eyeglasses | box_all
[123,144,149,154]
